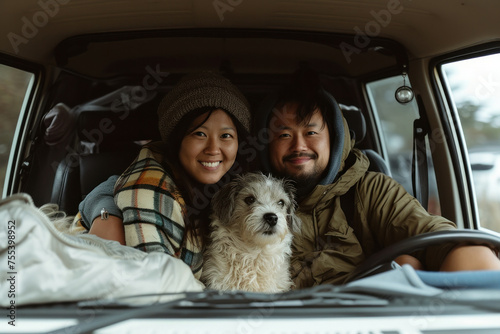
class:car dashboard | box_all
[5,284,500,334]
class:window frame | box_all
[363,75,421,171]
[0,53,44,198]
[360,69,407,164]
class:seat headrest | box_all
[77,108,161,144]
[339,104,366,144]
[76,87,162,145]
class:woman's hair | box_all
[163,106,252,249]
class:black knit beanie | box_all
[157,71,251,143]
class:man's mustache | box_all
[283,153,317,161]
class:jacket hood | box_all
[255,89,355,186]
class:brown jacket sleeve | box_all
[357,172,457,270]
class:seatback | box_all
[50,86,162,214]
[340,104,392,176]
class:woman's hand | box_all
[89,215,125,245]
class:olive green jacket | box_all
[289,118,456,288]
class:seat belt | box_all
[339,152,361,240]
[412,96,430,210]
[340,184,360,238]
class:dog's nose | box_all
[264,213,278,227]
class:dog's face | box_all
[211,173,300,246]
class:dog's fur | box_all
[40,203,81,234]
[201,172,301,292]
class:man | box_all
[255,72,500,289]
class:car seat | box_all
[49,87,162,214]
[340,104,392,176]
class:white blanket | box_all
[0,194,203,307]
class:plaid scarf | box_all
[114,142,204,279]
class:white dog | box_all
[201,172,301,293]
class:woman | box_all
[76,71,252,280]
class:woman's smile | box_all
[200,160,222,169]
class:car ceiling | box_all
[1,0,499,67]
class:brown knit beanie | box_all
[157,71,251,143]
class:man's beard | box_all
[290,172,323,199]
[278,153,326,199]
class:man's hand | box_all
[394,254,424,270]
[440,245,500,271]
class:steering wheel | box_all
[344,229,500,283]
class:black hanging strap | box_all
[411,96,430,210]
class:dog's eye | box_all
[278,200,285,207]
[244,196,256,205]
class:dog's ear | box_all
[287,213,302,234]
[282,178,301,233]
[282,178,297,203]
[211,178,241,225]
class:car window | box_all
[0,64,34,196]
[441,53,500,233]
[366,76,441,215]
